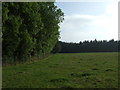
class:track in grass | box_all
[2,52,118,88]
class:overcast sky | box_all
[55,0,118,43]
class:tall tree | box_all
[2,2,64,64]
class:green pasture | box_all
[2,52,118,88]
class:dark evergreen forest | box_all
[52,39,120,53]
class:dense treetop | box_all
[2,2,64,64]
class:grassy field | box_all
[2,52,118,88]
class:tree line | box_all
[52,39,120,53]
[2,2,64,65]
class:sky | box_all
[55,0,119,43]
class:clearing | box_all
[2,52,118,88]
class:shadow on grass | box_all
[70,72,92,77]
[50,78,68,83]
[92,68,99,70]
[105,69,113,71]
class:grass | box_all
[2,52,118,88]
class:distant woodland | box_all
[52,39,120,53]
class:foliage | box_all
[51,41,61,53]
[2,2,64,64]
[59,39,119,53]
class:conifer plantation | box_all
[2,2,64,65]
